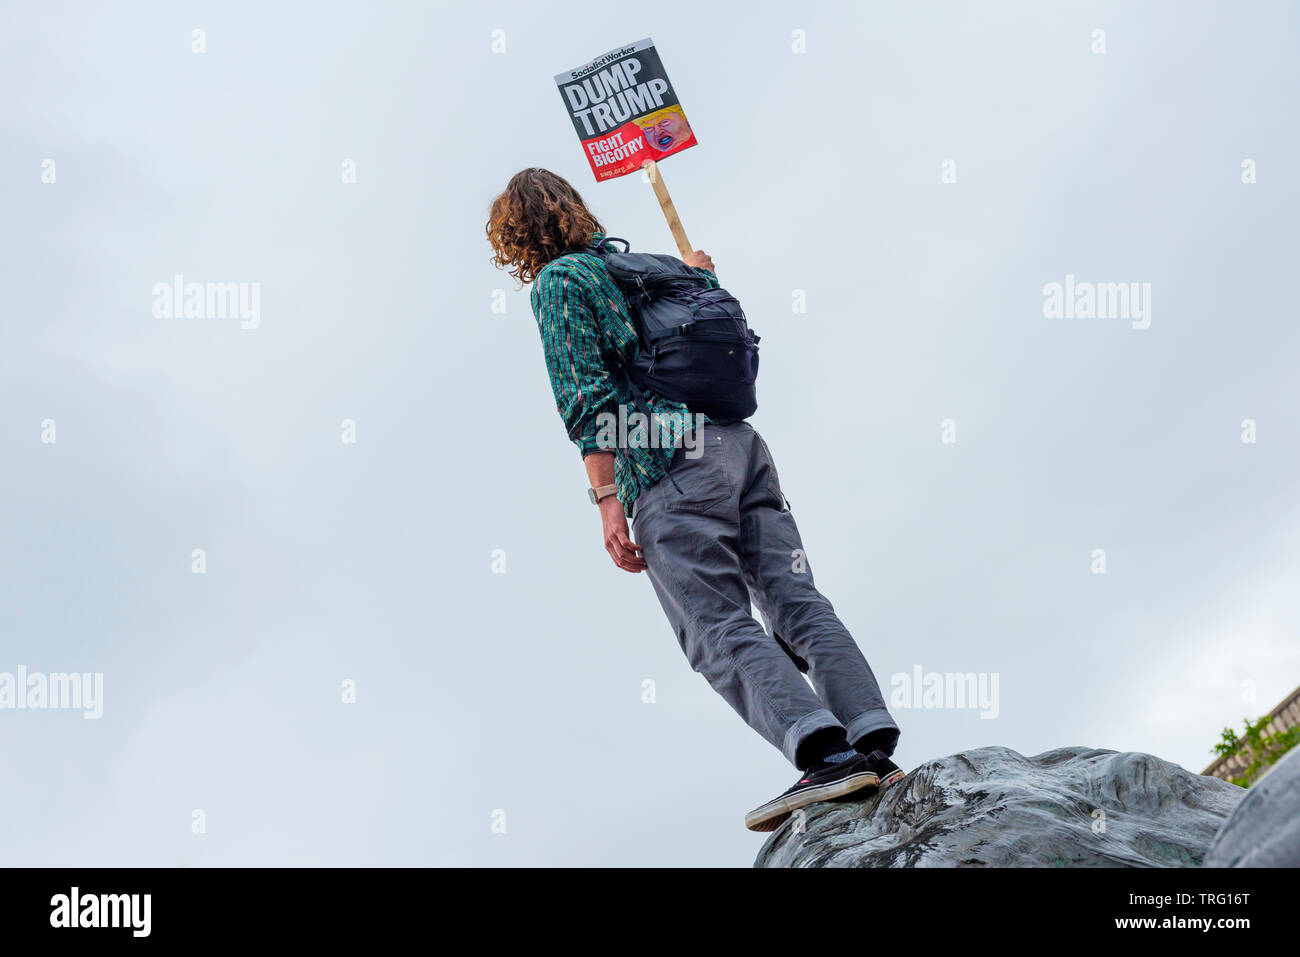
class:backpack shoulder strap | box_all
[583,236,630,256]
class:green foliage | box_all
[1213,715,1300,787]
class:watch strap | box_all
[588,483,618,504]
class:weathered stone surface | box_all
[755,745,1244,868]
[1204,746,1300,867]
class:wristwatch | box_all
[588,483,618,505]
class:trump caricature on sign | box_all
[634,106,693,157]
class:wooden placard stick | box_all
[643,160,692,258]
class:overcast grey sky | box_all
[2,0,1297,866]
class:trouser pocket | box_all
[665,426,731,514]
[752,431,790,510]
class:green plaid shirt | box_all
[530,232,717,515]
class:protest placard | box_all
[553,37,697,183]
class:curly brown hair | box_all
[486,168,604,285]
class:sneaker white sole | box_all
[745,770,880,832]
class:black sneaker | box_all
[860,749,907,788]
[744,754,879,832]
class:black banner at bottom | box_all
[0,866,1278,942]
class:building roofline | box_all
[1202,682,1300,779]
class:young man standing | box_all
[487,168,904,831]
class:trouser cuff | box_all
[844,710,900,756]
[781,709,842,768]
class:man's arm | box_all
[530,263,619,455]
[583,451,645,573]
[531,262,645,574]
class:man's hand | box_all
[682,249,715,274]
[600,495,646,573]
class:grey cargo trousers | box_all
[630,419,899,768]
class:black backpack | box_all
[579,236,760,421]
